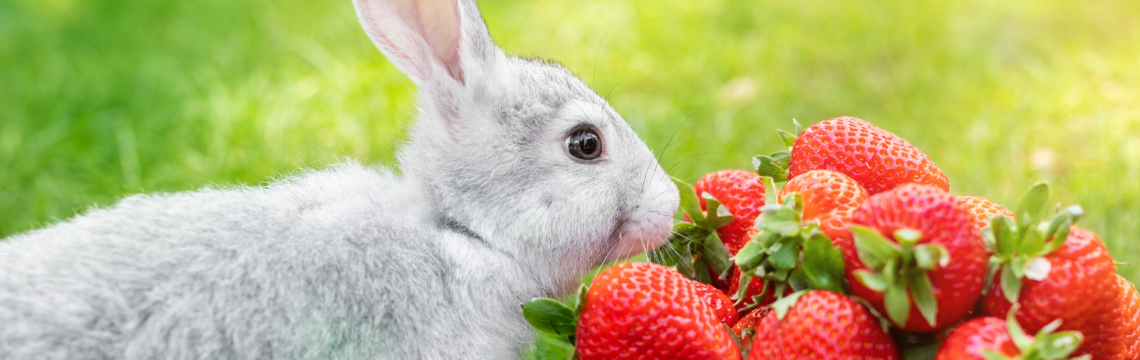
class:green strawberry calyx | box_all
[647,177,735,284]
[850,224,949,328]
[731,176,847,311]
[769,289,810,319]
[984,182,1084,304]
[984,305,1089,360]
[523,284,588,347]
[752,119,802,182]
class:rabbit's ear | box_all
[354,0,495,87]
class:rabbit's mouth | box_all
[605,208,673,263]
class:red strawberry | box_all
[956,195,1014,230]
[935,309,1087,360]
[575,262,742,360]
[729,174,851,313]
[779,169,868,242]
[747,290,899,360]
[935,317,1019,359]
[981,226,1122,359]
[691,169,767,254]
[730,306,771,346]
[692,280,740,325]
[838,183,987,333]
[1112,275,1140,359]
[786,117,949,195]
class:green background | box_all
[2,0,1138,357]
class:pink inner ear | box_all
[409,0,464,84]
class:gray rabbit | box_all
[0,0,680,358]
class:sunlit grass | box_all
[2,0,1139,357]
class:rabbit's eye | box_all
[567,128,602,160]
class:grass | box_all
[2,0,1139,357]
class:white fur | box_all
[0,0,679,359]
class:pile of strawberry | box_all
[525,117,1140,360]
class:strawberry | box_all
[979,183,1122,359]
[779,169,869,242]
[747,290,899,360]
[730,306,770,346]
[573,262,741,360]
[839,183,987,333]
[728,174,851,314]
[936,317,1019,359]
[1112,275,1140,359]
[957,195,1014,231]
[757,117,949,195]
[981,226,1121,359]
[935,307,1088,360]
[692,280,740,325]
[652,173,764,291]
[691,169,767,254]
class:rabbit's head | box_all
[354,0,679,295]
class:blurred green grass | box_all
[2,0,1139,357]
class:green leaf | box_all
[753,152,791,182]
[734,239,767,273]
[574,285,588,317]
[760,177,780,206]
[732,271,754,305]
[769,238,800,271]
[757,207,802,237]
[1036,331,1084,359]
[772,290,809,319]
[894,228,923,247]
[1037,212,1069,243]
[673,177,705,224]
[1010,256,1028,279]
[983,256,1003,295]
[990,215,1017,258]
[675,243,695,279]
[913,244,949,270]
[1042,216,1072,256]
[884,280,911,327]
[701,232,734,279]
[1000,264,1023,303]
[882,258,899,285]
[1005,305,1032,350]
[1063,205,1084,223]
[855,270,890,292]
[1015,182,1051,234]
[783,192,804,216]
[788,267,812,292]
[908,271,939,327]
[851,225,902,270]
[692,256,712,284]
[778,129,798,150]
[1039,319,1063,335]
[792,119,803,137]
[523,298,578,336]
[702,194,735,230]
[802,233,847,294]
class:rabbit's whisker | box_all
[666,148,731,175]
[591,25,613,91]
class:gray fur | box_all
[0,0,679,359]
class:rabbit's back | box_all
[0,162,522,359]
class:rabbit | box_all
[0,0,680,358]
